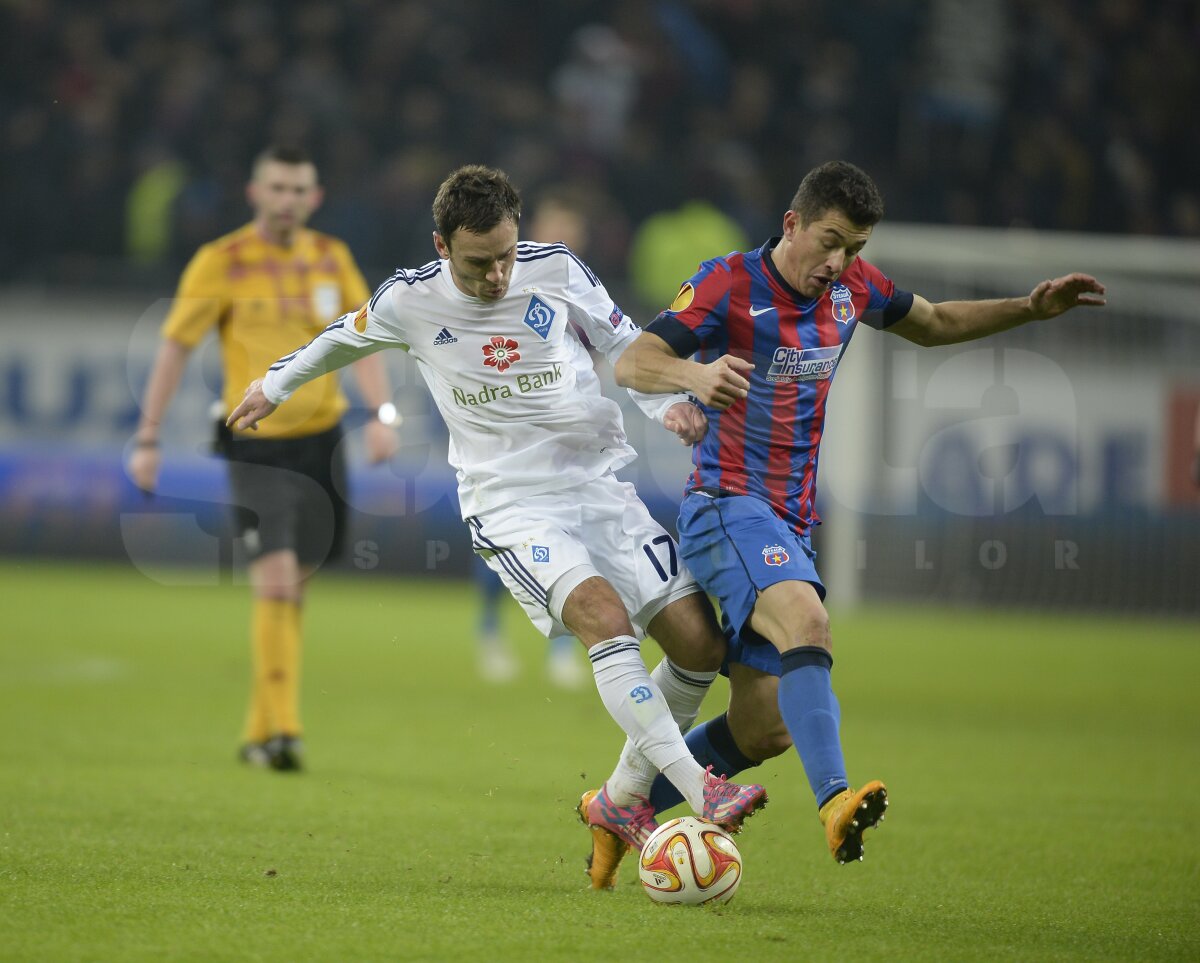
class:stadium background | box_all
[1,0,1196,612]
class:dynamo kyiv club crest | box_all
[523,295,556,339]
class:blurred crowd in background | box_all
[2,0,1197,308]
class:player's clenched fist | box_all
[691,355,754,410]
[226,379,278,432]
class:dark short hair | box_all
[252,145,316,178]
[433,165,522,244]
[790,160,884,227]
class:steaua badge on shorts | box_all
[762,544,790,566]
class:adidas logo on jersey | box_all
[433,327,458,345]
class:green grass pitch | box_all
[1,560,1197,962]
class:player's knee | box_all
[254,585,299,603]
[646,595,726,672]
[676,631,725,673]
[575,613,634,646]
[699,633,727,672]
[598,617,636,641]
[251,551,303,602]
[793,612,831,651]
[563,586,634,645]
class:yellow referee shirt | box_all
[162,223,370,439]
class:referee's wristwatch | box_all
[375,402,400,427]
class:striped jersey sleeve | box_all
[643,255,737,359]
[856,258,913,329]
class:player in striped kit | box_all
[226,165,768,868]
[606,160,1105,877]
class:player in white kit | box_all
[226,166,766,884]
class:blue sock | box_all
[647,713,758,813]
[779,646,848,809]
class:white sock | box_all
[589,637,707,812]
[654,657,719,734]
[606,658,718,804]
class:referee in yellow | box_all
[129,145,399,771]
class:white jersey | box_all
[262,242,682,518]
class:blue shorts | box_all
[677,490,825,676]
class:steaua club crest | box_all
[830,283,856,325]
[482,336,521,372]
[763,544,790,566]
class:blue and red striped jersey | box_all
[646,237,913,532]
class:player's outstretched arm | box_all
[614,332,752,410]
[229,308,395,435]
[888,272,1106,347]
[226,380,277,432]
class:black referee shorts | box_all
[222,423,348,567]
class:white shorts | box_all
[467,473,701,640]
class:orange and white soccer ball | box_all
[638,816,743,905]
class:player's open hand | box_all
[663,401,708,445]
[692,355,754,410]
[1029,273,1106,319]
[226,379,277,432]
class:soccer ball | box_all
[638,816,743,905]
